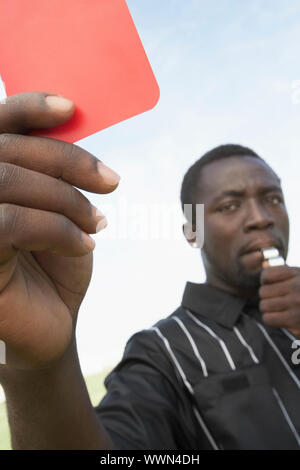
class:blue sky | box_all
[1,1,300,381]
[72,0,300,375]
[71,0,300,375]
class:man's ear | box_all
[182,222,199,248]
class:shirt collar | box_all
[181,282,260,328]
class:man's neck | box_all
[205,273,260,301]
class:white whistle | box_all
[261,247,285,266]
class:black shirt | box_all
[95,282,300,450]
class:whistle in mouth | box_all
[261,247,285,267]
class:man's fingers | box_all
[0,92,120,193]
[0,162,106,234]
[0,133,120,193]
[262,311,294,330]
[0,92,74,134]
[259,279,292,298]
[259,296,288,313]
[260,265,296,285]
[0,203,96,266]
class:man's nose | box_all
[243,199,274,232]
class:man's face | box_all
[198,156,289,291]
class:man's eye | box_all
[218,202,239,212]
[267,195,283,204]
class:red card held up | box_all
[0,0,160,142]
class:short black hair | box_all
[180,143,263,224]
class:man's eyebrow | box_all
[212,185,283,203]
[259,185,283,195]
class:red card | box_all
[0,0,160,142]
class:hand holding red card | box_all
[0,0,160,142]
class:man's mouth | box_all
[239,240,283,267]
[241,249,264,262]
[240,240,282,257]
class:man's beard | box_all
[234,259,261,288]
[202,248,261,290]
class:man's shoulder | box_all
[152,305,187,328]
[126,306,186,347]
[110,306,186,367]
[104,306,186,387]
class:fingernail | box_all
[97,161,120,186]
[96,216,108,233]
[91,206,107,233]
[91,205,104,220]
[45,95,74,112]
[81,232,96,251]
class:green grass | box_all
[0,367,112,450]
[0,399,10,450]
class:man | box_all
[0,92,299,450]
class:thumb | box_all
[0,92,74,134]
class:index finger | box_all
[260,265,296,285]
[0,133,120,194]
[0,91,120,193]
